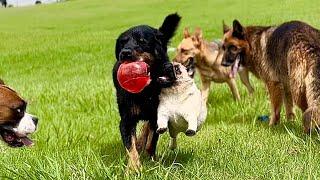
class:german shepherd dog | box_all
[221,20,320,132]
[113,13,180,172]
[174,27,254,102]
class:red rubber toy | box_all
[117,61,151,93]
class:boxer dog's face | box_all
[0,85,38,147]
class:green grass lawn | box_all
[1,0,320,179]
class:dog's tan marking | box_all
[145,129,154,156]
[130,104,141,115]
[136,122,150,153]
[126,136,141,173]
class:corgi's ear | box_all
[183,27,190,38]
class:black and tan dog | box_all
[113,13,180,172]
[221,20,320,132]
[0,80,38,147]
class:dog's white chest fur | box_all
[157,64,207,149]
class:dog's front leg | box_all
[119,120,141,173]
[185,115,198,136]
[145,122,159,161]
[238,68,254,95]
[227,79,240,101]
[137,122,151,153]
[200,75,211,103]
[156,107,169,134]
[266,81,283,126]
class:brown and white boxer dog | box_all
[0,81,38,147]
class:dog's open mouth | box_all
[185,57,195,77]
[0,129,33,147]
[229,55,241,78]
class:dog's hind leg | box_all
[200,76,211,103]
[168,126,178,150]
[169,137,177,150]
[227,79,240,101]
[266,81,283,126]
[303,69,320,133]
[239,68,254,95]
[282,83,295,121]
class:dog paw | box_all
[156,127,167,134]
[150,155,157,161]
[286,112,296,122]
[126,158,142,175]
[185,129,196,136]
[169,143,177,150]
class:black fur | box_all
[232,20,245,40]
[0,0,7,8]
[112,13,181,157]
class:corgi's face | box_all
[173,62,195,80]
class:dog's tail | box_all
[159,13,181,45]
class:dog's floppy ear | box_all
[232,19,245,39]
[183,27,190,38]
[158,13,181,46]
[223,20,230,34]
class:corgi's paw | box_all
[185,129,196,136]
[156,127,168,134]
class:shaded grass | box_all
[0,0,320,179]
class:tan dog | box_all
[174,27,254,103]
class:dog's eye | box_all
[15,104,26,114]
[139,38,147,44]
[228,45,238,53]
[15,107,25,114]
[174,65,179,71]
[181,48,188,53]
[120,37,129,44]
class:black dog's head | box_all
[115,13,181,87]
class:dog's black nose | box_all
[120,48,133,60]
[221,60,233,67]
[32,117,39,125]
